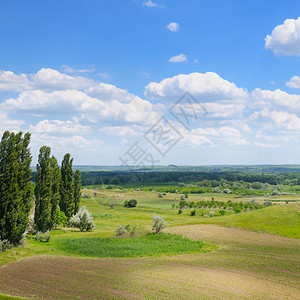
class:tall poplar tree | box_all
[34,146,52,232]
[0,131,32,246]
[74,169,81,214]
[49,156,61,229]
[34,147,61,232]
[60,153,74,218]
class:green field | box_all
[0,188,299,299]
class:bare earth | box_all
[0,225,299,299]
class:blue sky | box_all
[0,0,300,165]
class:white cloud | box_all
[32,68,94,91]
[265,17,300,56]
[1,87,163,126]
[62,65,95,74]
[0,68,95,92]
[286,75,300,88]
[0,71,30,92]
[145,72,247,103]
[166,22,179,32]
[1,89,99,114]
[99,125,142,136]
[183,126,249,146]
[254,142,280,148]
[250,109,300,131]
[30,133,94,149]
[29,119,91,134]
[168,53,187,63]
[251,88,300,113]
[0,113,24,134]
[143,0,158,7]
[85,83,136,103]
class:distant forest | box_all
[31,169,300,187]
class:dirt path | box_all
[0,225,299,299]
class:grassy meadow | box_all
[0,186,299,299]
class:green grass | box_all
[55,233,207,257]
[203,204,300,238]
[0,294,27,300]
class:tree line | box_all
[78,170,300,187]
[0,131,81,246]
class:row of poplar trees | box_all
[34,146,81,233]
[0,131,81,246]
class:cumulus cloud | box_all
[0,71,30,92]
[286,75,300,88]
[166,22,179,32]
[168,53,187,63]
[1,88,162,126]
[0,68,95,92]
[250,109,300,131]
[265,17,300,56]
[183,126,249,147]
[29,119,91,134]
[85,83,137,103]
[32,68,95,90]
[145,72,247,103]
[251,88,300,113]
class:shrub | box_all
[116,224,138,236]
[179,200,187,208]
[178,209,182,215]
[190,210,196,216]
[0,239,11,252]
[185,194,189,198]
[34,231,51,242]
[219,210,226,216]
[223,188,231,194]
[69,206,95,232]
[81,192,91,198]
[116,225,126,236]
[209,211,214,217]
[152,214,167,234]
[124,199,137,208]
[234,207,242,214]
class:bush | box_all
[209,211,214,217]
[219,210,226,216]
[190,210,196,216]
[152,214,167,234]
[234,207,242,214]
[178,209,182,214]
[124,199,137,208]
[0,239,12,252]
[81,192,91,198]
[116,224,138,236]
[34,231,51,242]
[179,200,187,208]
[69,206,95,232]
[116,225,126,236]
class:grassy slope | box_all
[202,204,300,238]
